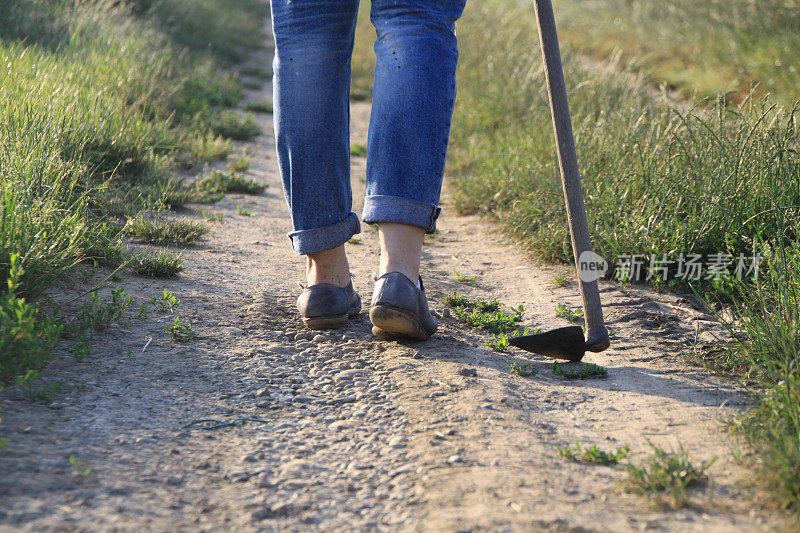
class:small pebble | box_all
[447,455,464,465]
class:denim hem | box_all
[288,212,361,255]
[361,195,441,234]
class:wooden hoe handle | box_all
[532,0,610,351]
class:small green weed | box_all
[229,155,251,172]
[444,294,501,312]
[509,361,538,377]
[237,205,252,216]
[446,294,524,333]
[559,441,629,465]
[553,271,572,287]
[486,332,510,352]
[208,110,261,140]
[552,362,608,380]
[555,304,584,322]
[626,441,715,508]
[454,270,476,283]
[197,169,265,195]
[26,380,64,403]
[130,250,183,278]
[166,316,198,342]
[1,255,63,383]
[348,237,362,245]
[244,100,273,113]
[124,217,209,247]
[150,290,180,313]
[64,288,134,337]
[188,134,233,163]
[201,211,224,222]
[69,455,91,476]
[350,143,367,156]
[137,304,149,319]
[454,307,522,334]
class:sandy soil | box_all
[0,44,789,532]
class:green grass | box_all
[444,294,501,312]
[244,100,273,114]
[559,441,630,465]
[553,271,572,287]
[717,241,800,511]
[130,250,184,278]
[124,217,209,247]
[150,290,180,314]
[207,110,261,140]
[166,316,197,342]
[626,441,715,508]
[453,307,522,334]
[556,0,800,108]
[485,333,510,353]
[197,169,265,195]
[444,293,523,334]
[229,154,251,172]
[552,362,608,380]
[555,304,584,323]
[0,0,264,384]
[509,361,538,377]
[453,270,476,283]
[350,143,367,157]
[0,256,62,383]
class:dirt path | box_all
[0,44,787,531]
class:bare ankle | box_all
[306,245,350,287]
[377,223,424,283]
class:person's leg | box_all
[365,0,467,340]
[364,0,467,281]
[270,0,360,287]
[378,223,424,283]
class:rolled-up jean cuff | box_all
[362,195,441,234]
[288,212,361,255]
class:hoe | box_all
[508,0,611,361]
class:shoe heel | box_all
[369,305,430,341]
[302,314,348,330]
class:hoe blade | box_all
[508,325,587,362]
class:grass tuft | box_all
[626,441,715,508]
[559,441,630,465]
[555,303,584,322]
[130,250,184,278]
[197,169,265,195]
[124,217,209,247]
[509,361,538,377]
[244,100,273,114]
[207,110,261,140]
[552,362,608,380]
[166,316,197,342]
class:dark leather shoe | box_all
[297,281,361,330]
[369,272,437,340]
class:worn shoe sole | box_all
[369,305,431,341]
[302,306,360,330]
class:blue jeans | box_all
[270,0,467,255]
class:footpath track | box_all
[0,44,786,532]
